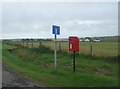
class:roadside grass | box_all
[2,43,118,87]
[2,43,18,49]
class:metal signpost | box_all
[52,25,60,72]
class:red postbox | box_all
[69,36,79,52]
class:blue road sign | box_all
[52,25,60,35]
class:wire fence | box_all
[4,41,118,57]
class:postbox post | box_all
[73,51,75,72]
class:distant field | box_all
[14,41,118,57]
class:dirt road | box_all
[2,63,45,87]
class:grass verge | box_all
[2,43,118,87]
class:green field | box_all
[13,41,118,57]
[2,42,118,87]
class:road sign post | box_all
[52,25,60,72]
[54,34,57,72]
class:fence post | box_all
[32,41,33,48]
[59,42,61,52]
[23,41,24,47]
[39,41,41,47]
[27,42,28,48]
[90,45,92,56]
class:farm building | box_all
[93,39,101,42]
[79,39,83,42]
[85,39,90,42]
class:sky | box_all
[0,2,118,39]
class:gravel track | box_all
[2,63,45,87]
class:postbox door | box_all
[69,37,79,52]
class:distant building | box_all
[85,39,90,42]
[93,39,101,42]
[79,39,83,42]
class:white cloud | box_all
[78,20,103,25]
[2,2,118,39]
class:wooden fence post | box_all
[59,42,61,52]
[90,45,92,56]
[32,41,33,48]
[26,42,28,48]
[39,41,41,47]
